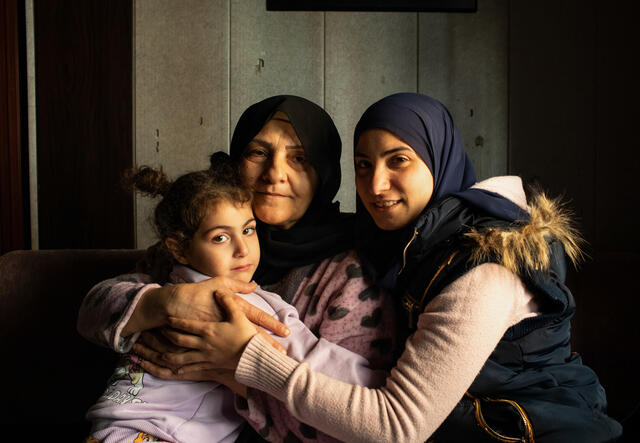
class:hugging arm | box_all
[77,273,286,354]
[77,273,160,352]
[234,264,525,442]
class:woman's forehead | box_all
[251,114,302,148]
[270,110,290,122]
[356,128,413,151]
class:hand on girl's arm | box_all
[131,329,186,373]
[137,356,248,398]
[121,277,254,336]
[134,291,285,380]
[121,277,289,338]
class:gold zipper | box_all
[417,251,458,312]
[402,293,418,326]
[465,392,535,443]
[398,229,418,276]
[402,250,458,328]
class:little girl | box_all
[85,152,391,443]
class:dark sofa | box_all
[0,249,143,437]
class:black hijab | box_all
[353,93,528,289]
[228,95,354,285]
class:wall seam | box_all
[25,0,38,249]
[416,12,419,92]
[131,0,137,247]
[227,0,231,150]
[592,2,598,247]
[506,0,511,174]
[323,11,326,109]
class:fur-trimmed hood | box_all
[362,176,584,293]
[465,178,584,277]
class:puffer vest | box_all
[395,226,622,442]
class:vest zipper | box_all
[465,392,535,443]
[403,250,459,328]
[398,229,418,276]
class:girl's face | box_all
[171,200,260,282]
[239,112,319,230]
[355,129,434,231]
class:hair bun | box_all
[123,166,171,197]
[209,150,240,184]
[209,150,231,167]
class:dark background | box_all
[1,0,638,439]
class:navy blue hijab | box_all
[354,93,527,288]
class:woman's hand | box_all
[122,276,290,338]
[137,292,260,371]
[133,329,187,373]
[134,319,286,376]
[136,356,248,397]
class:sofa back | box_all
[0,249,144,436]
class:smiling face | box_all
[169,200,260,282]
[355,129,434,231]
[238,112,319,230]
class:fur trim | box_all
[464,193,585,276]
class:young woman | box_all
[78,96,395,441]
[157,93,622,442]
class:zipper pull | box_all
[398,229,419,276]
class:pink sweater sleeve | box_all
[236,263,536,443]
[77,273,160,352]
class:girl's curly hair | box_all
[124,151,252,282]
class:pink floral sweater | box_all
[78,250,396,442]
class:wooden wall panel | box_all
[586,2,640,431]
[509,2,596,237]
[325,12,417,211]
[419,0,508,180]
[230,0,324,131]
[135,0,229,248]
[0,0,27,254]
[593,5,639,253]
[509,0,640,428]
[34,0,133,249]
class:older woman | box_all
[78,95,395,442]
[160,93,622,442]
